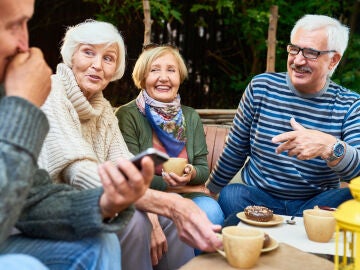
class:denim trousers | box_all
[192,195,224,226]
[0,233,120,270]
[218,183,353,226]
[192,195,224,255]
[0,254,48,270]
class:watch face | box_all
[333,142,345,158]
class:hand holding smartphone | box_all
[130,148,169,169]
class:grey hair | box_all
[290,14,349,77]
[60,19,126,81]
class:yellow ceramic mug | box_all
[216,226,264,268]
[303,208,335,243]
[162,157,187,176]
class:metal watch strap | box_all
[326,139,344,162]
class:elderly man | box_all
[0,0,153,269]
[206,14,359,225]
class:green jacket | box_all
[0,85,133,244]
[115,100,209,192]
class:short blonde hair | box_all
[60,19,126,81]
[132,45,188,89]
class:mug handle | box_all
[215,233,226,258]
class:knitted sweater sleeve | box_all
[38,77,132,189]
[183,106,209,185]
[0,95,49,245]
[104,108,134,163]
[38,85,100,188]
[16,169,134,240]
[61,110,133,190]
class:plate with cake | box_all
[262,233,279,253]
[237,205,284,227]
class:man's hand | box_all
[98,157,154,219]
[170,197,222,252]
[5,47,52,107]
[272,118,336,160]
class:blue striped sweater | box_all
[207,72,360,199]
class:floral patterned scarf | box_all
[136,90,186,157]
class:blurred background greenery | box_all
[29,0,359,109]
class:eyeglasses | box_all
[142,43,179,51]
[287,44,336,60]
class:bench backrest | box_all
[203,125,231,171]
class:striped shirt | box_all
[207,72,360,199]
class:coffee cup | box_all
[162,157,187,176]
[216,226,264,268]
[303,208,336,243]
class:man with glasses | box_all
[206,14,359,225]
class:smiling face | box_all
[287,28,340,94]
[0,0,34,83]
[71,43,118,100]
[144,52,181,103]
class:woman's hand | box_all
[147,213,168,266]
[162,164,195,186]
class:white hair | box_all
[290,14,349,76]
[60,19,126,81]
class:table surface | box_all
[238,214,344,256]
[179,243,334,270]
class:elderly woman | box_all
[38,20,194,270]
[115,44,224,258]
[38,19,132,187]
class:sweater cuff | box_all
[0,96,49,160]
[65,160,101,189]
[331,143,355,172]
[70,187,135,235]
[205,178,222,194]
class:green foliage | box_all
[82,0,143,25]
[190,0,234,14]
[81,0,360,107]
[150,0,182,23]
[333,33,360,92]
[82,0,182,25]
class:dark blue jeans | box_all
[0,233,120,270]
[218,183,352,226]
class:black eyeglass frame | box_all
[287,44,336,60]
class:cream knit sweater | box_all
[38,63,133,189]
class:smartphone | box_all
[130,148,169,169]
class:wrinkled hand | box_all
[272,118,336,160]
[162,164,194,186]
[169,196,222,252]
[147,213,168,266]
[5,48,52,107]
[98,157,154,219]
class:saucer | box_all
[262,236,279,253]
[237,212,284,227]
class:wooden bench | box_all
[203,124,231,171]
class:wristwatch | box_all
[326,139,345,162]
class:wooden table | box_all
[179,243,334,270]
[238,215,345,256]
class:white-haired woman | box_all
[38,19,132,188]
[38,20,194,270]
